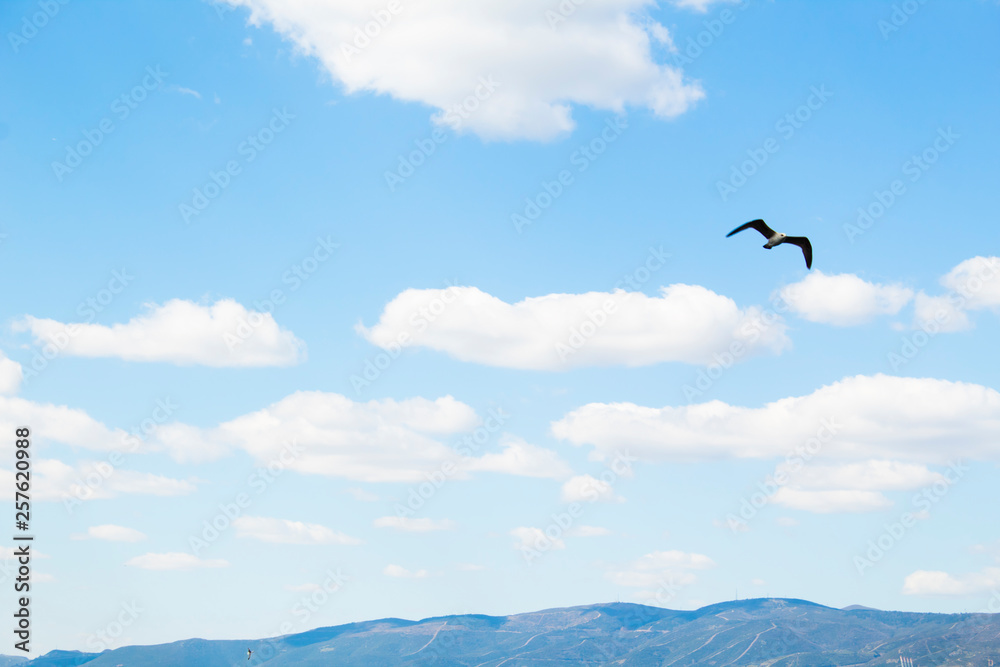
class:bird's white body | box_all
[764,232,786,248]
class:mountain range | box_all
[8,598,1000,666]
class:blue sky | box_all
[2,0,999,655]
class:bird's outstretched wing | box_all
[784,236,812,269]
[726,219,776,239]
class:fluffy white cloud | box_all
[125,552,229,570]
[154,391,479,479]
[0,352,22,395]
[560,474,624,503]
[912,292,971,332]
[770,488,892,514]
[553,374,1000,465]
[911,257,1000,331]
[902,567,1000,596]
[373,516,455,532]
[73,525,147,542]
[224,0,703,140]
[606,550,714,588]
[150,391,574,484]
[359,285,788,370]
[465,435,572,479]
[566,525,612,537]
[233,516,362,545]
[13,299,305,367]
[383,564,428,579]
[671,0,741,12]
[0,396,126,454]
[759,460,944,514]
[511,526,565,552]
[939,256,1000,311]
[777,271,913,326]
[0,459,196,503]
[778,460,945,492]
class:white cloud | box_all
[233,516,362,545]
[0,351,22,395]
[73,525,147,542]
[670,0,741,12]
[511,526,565,552]
[566,525,612,537]
[359,285,788,370]
[553,374,1000,465]
[125,552,229,571]
[939,256,1000,311]
[0,395,125,453]
[14,299,305,367]
[770,488,892,514]
[778,460,945,492]
[912,292,971,332]
[911,257,1000,331]
[902,567,1000,596]
[383,564,428,579]
[158,391,479,480]
[560,474,624,503]
[0,459,196,503]
[777,271,913,326]
[373,516,455,532]
[465,435,572,479]
[224,0,703,141]
[170,85,202,99]
[606,549,714,588]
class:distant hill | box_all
[17,598,1000,666]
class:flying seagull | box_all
[726,219,812,269]
[247,648,252,661]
